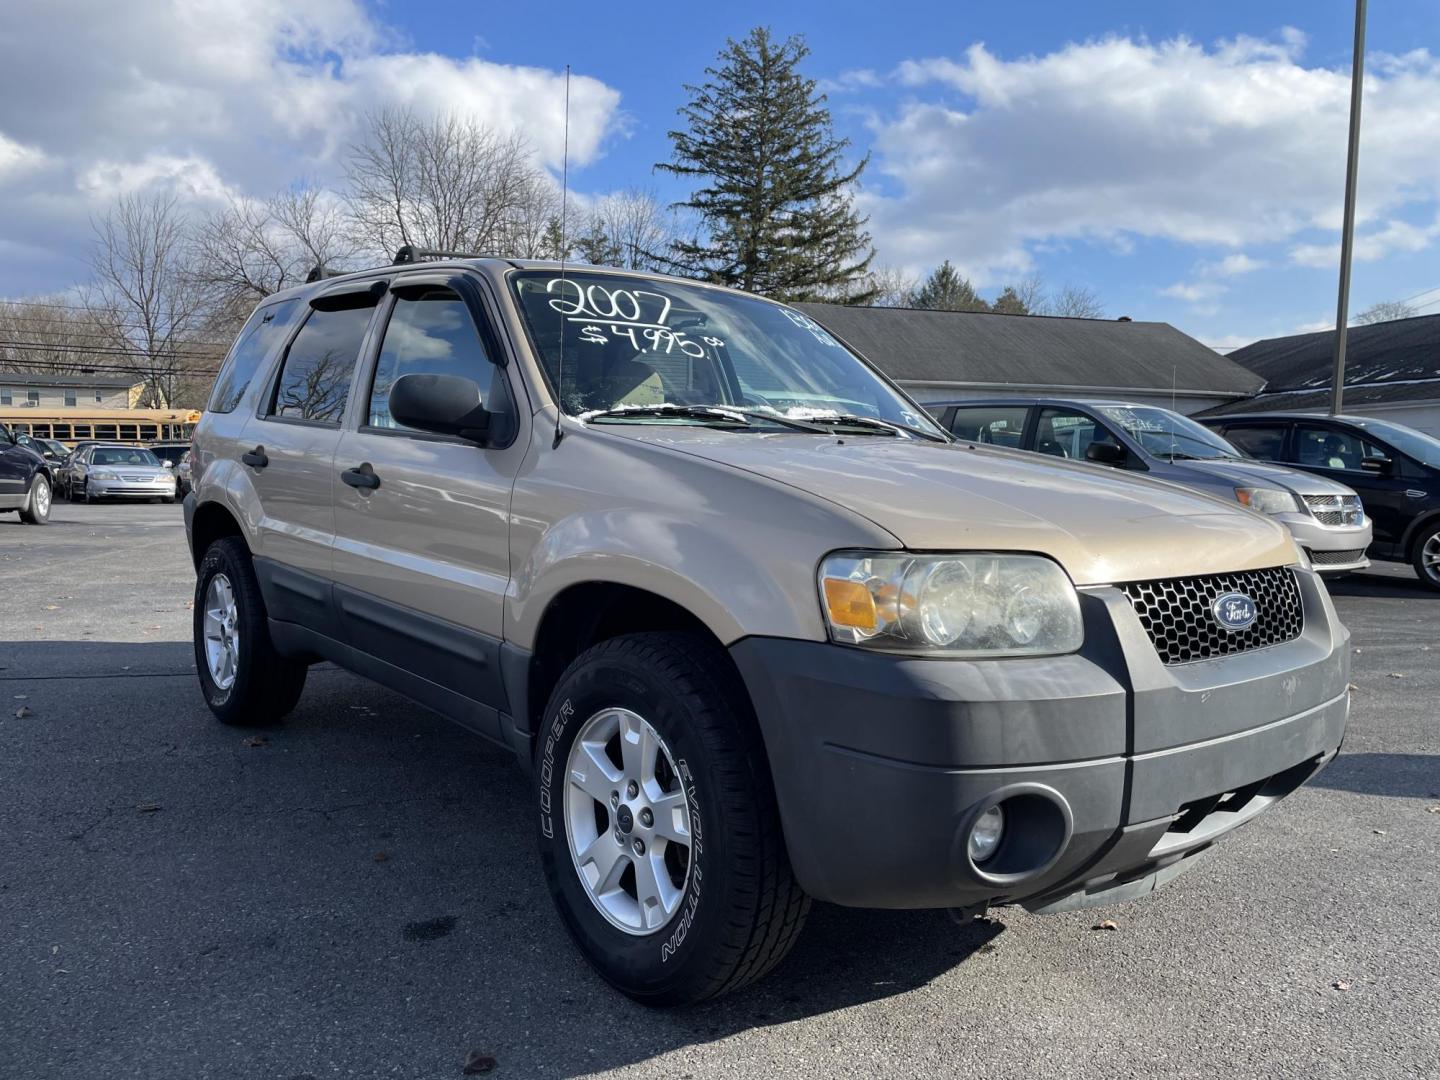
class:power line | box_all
[0,323,235,348]
[0,340,223,361]
[1395,283,1440,307]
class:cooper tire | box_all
[194,536,307,726]
[1412,523,1440,592]
[535,632,809,1006]
[19,474,51,525]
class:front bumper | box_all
[1277,513,1371,573]
[731,566,1348,912]
[87,476,177,499]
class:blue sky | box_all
[1,0,1438,348]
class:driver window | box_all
[1035,408,1120,459]
[368,287,497,431]
[948,406,1028,447]
[1292,425,1383,471]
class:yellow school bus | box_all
[0,407,201,445]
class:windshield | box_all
[1099,405,1243,461]
[510,270,944,437]
[91,447,160,467]
[1347,417,1440,468]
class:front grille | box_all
[1308,548,1366,566]
[1118,567,1304,665]
[1303,493,1363,527]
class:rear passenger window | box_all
[367,287,494,430]
[208,300,300,414]
[1222,425,1285,461]
[268,302,376,424]
[949,406,1029,447]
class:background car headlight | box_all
[819,552,1083,656]
[1235,487,1300,515]
[90,469,117,480]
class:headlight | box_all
[1235,487,1300,515]
[90,469,117,480]
[818,552,1083,656]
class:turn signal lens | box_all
[822,577,877,631]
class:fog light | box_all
[968,804,1005,863]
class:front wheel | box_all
[194,537,308,725]
[19,474,51,525]
[536,632,809,1006]
[1413,524,1440,591]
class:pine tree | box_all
[991,285,1029,315]
[659,27,875,302]
[910,261,990,312]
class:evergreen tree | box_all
[659,27,875,302]
[991,285,1029,315]
[910,261,990,312]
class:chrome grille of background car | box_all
[122,474,152,482]
[1118,567,1304,665]
[1303,494,1362,527]
[1307,548,1366,566]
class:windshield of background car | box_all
[510,271,943,435]
[1099,405,1243,461]
[91,448,160,467]
[1349,418,1440,468]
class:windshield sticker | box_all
[545,278,720,357]
[780,308,840,347]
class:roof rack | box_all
[392,245,496,266]
[304,264,348,283]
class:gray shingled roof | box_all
[793,303,1265,397]
[1205,313,1440,415]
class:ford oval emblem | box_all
[1212,592,1258,631]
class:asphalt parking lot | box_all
[2,503,1438,1080]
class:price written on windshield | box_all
[546,278,722,358]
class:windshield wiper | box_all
[788,412,948,441]
[581,404,829,433]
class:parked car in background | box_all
[929,399,1372,575]
[63,444,177,504]
[184,257,1349,1004]
[1202,413,1440,590]
[15,433,67,464]
[149,441,192,495]
[0,422,53,524]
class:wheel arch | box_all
[189,499,248,569]
[523,582,754,748]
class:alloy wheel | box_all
[564,707,693,935]
[1423,532,1440,586]
[202,573,240,690]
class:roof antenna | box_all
[552,64,571,449]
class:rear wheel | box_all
[19,474,51,525]
[536,632,809,1006]
[194,537,308,725]
[1413,523,1440,591]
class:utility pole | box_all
[1331,0,1367,415]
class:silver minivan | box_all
[930,399,1372,574]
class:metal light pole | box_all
[1331,0,1368,415]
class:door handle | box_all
[241,446,268,469]
[341,463,381,490]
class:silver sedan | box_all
[64,445,178,504]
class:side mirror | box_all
[161,459,174,469]
[389,373,491,443]
[1085,442,1128,466]
[1360,456,1393,475]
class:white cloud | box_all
[864,33,1440,283]
[1289,215,1440,268]
[0,0,623,289]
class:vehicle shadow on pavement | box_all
[1309,752,1440,800]
[0,640,1005,1079]
[1325,573,1437,601]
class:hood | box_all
[599,428,1297,587]
[1179,458,1358,497]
